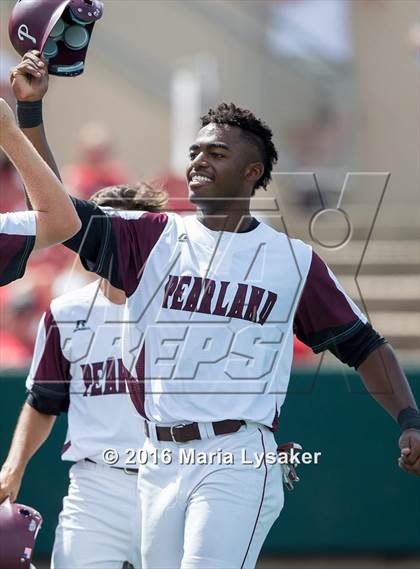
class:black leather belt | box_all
[84,458,138,474]
[144,420,246,444]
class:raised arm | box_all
[10,51,108,265]
[10,50,61,181]
[0,98,80,249]
[10,51,169,295]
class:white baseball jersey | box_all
[0,211,36,286]
[26,281,145,466]
[66,206,370,428]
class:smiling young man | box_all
[13,51,420,569]
[187,115,271,230]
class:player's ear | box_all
[244,162,264,188]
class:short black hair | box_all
[200,102,278,193]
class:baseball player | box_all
[13,52,420,569]
[0,97,80,286]
[0,183,167,569]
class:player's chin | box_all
[188,184,216,204]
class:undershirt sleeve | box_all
[26,309,70,415]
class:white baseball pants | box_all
[51,460,141,569]
[138,423,284,569]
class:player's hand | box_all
[0,98,17,145]
[278,442,302,491]
[398,429,420,476]
[10,50,49,102]
[0,463,24,504]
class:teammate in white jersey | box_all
[0,97,80,286]
[0,184,167,569]
[11,51,420,569]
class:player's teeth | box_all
[193,176,212,182]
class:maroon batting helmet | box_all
[0,498,42,569]
[8,0,103,77]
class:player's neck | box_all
[196,200,253,233]
[100,280,126,305]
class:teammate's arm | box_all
[0,98,80,249]
[0,404,56,503]
[0,308,71,504]
[10,53,112,270]
[11,51,169,295]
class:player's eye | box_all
[211,153,224,158]
[189,153,197,160]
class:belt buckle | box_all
[170,423,188,444]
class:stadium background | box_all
[0,1,419,567]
